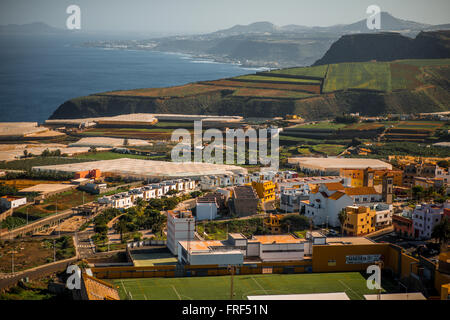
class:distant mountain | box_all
[0,22,66,35]
[314,30,450,65]
[209,12,433,36]
[81,12,449,68]
[335,12,430,33]
[212,21,280,36]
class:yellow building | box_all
[263,214,284,233]
[342,206,376,236]
[340,168,403,187]
[340,169,365,187]
[252,181,275,203]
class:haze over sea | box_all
[0,34,257,123]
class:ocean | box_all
[0,34,259,123]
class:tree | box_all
[89,146,97,153]
[432,217,450,248]
[123,138,129,146]
[280,215,309,232]
[412,185,424,201]
[338,209,347,236]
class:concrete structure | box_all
[33,158,247,180]
[342,206,376,236]
[248,292,350,300]
[167,210,195,256]
[252,181,276,203]
[19,183,77,198]
[263,214,283,233]
[302,183,353,228]
[177,233,307,265]
[344,186,383,205]
[371,203,393,228]
[98,193,132,209]
[195,192,225,221]
[277,176,342,193]
[231,186,259,217]
[288,157,392,175]
[412,202,450,239]
[280,188,307,213]
[74,169,102,179]
[403,163,450,187]
[0,196,26,209]
[393,210,414,238]
[340,168,402,187]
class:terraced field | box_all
[51,59,450,120]
[323,62,392,92]
[263,64,329,78]
[234,74,321,84]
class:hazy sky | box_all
[1,0,449,34]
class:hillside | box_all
[314,31,450,65]
[81,12,450,69]
[49,58,450,121]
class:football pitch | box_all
[111,272,389,300]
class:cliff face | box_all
[49,86,450,121]
[314,31,450,65]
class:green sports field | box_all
[112,272,392,300]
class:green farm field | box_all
[234,75,321,84]
[112,272,393,300]
[323,62,392,92]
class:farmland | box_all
[263,64,329,78]
[234,74,321,84]
[50,59,450,120]
[323,62,391,92]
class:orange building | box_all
[75,169,101,179]
[264,214,284,234]
[340,167,402,187]
[342,206,376,236]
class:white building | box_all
[196,199,219,221]
[412,202,450,239]
[166,210,195,256]
[301,183,353,227]
[177,233,307,265]
[344,187,383,205]
[370,203,393,228]
[0,196,27,209]
[98,193,132,209]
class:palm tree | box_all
[431,217,450,248]
[338,209,347,236]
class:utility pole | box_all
[53,239,56,262]
[376,260,384,301]
[26,207,28,225]
[228,265,235,299]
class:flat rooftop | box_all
[179,240,225,252]
[69,137,151,148]
[32,158,247,179]
[248,292,350,300]
[288,157,392,171]
[252,234,306,244]
[19,183,75,194]
[279,176,341,184]
[364,293,426,300]
[323,237,374,246]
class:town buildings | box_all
[231,185,259,217]
[412,202,450,239]
[167,210,195,256]
[177,233,308,265]
[0,195,27,209]
[342,206,376,236]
